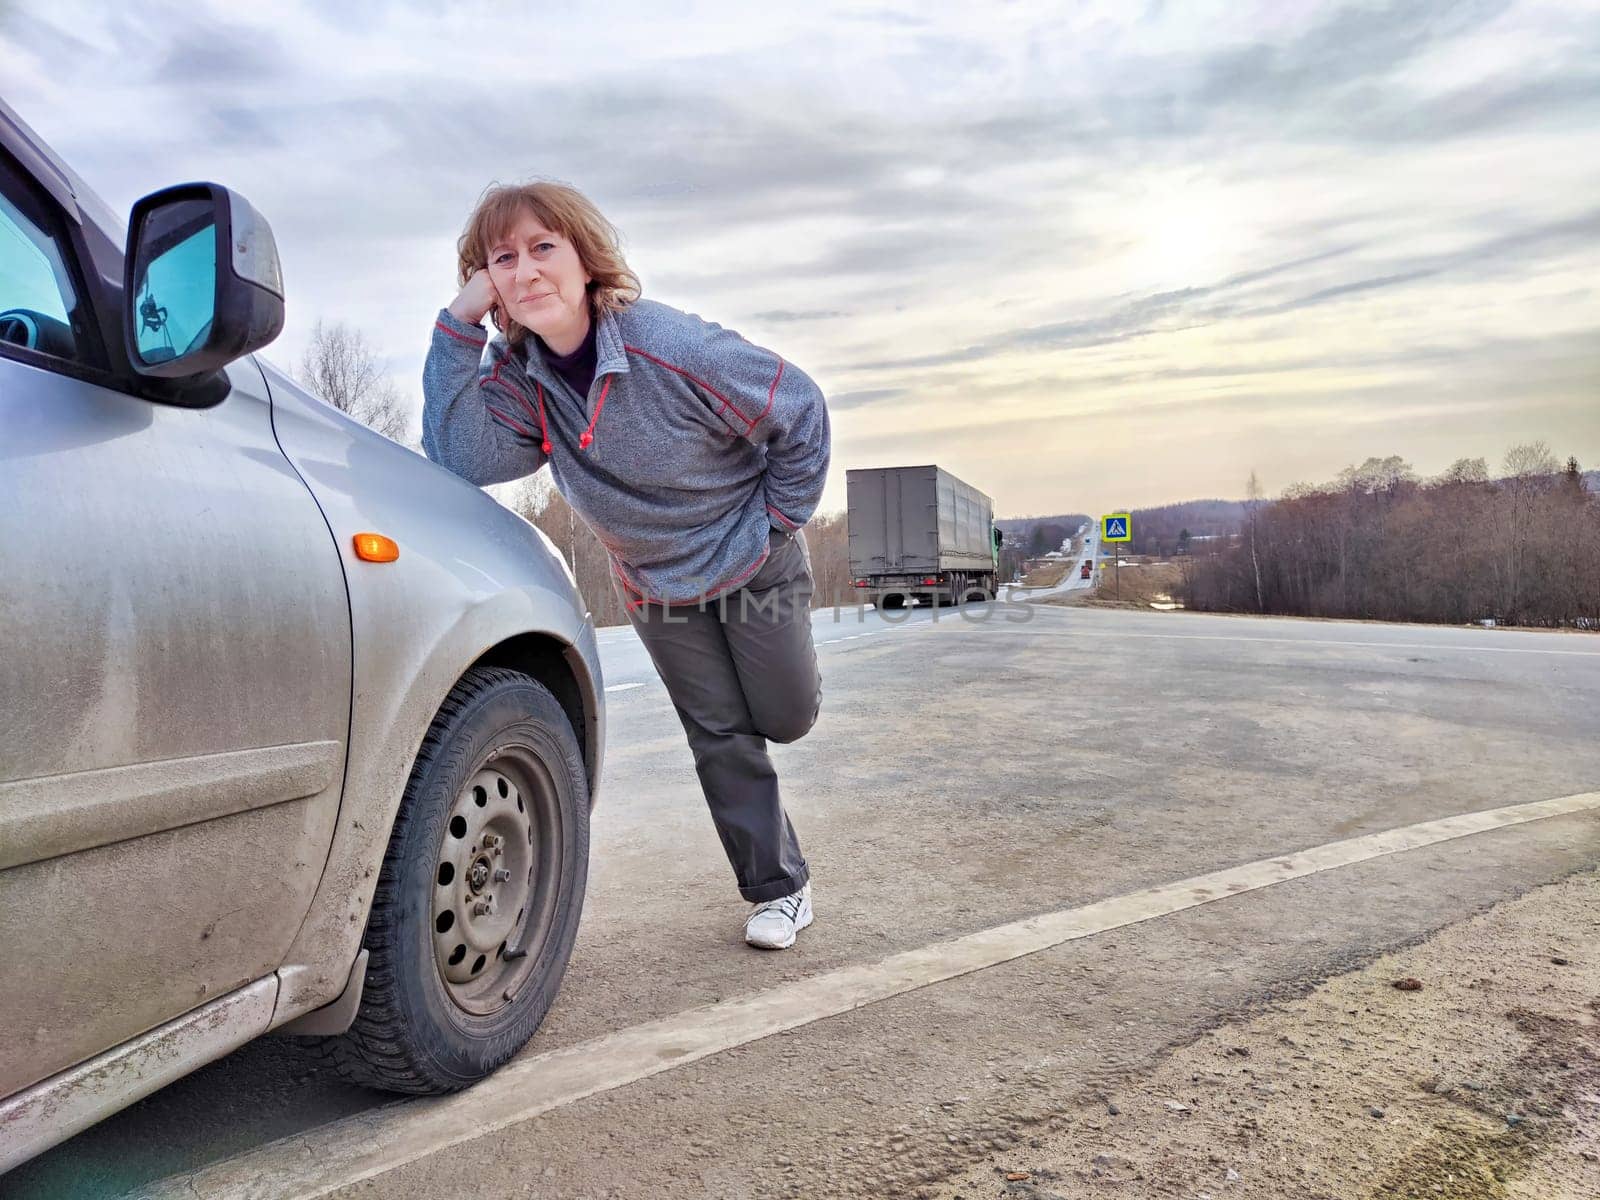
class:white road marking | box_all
[1041,627,1600,657]
[602,682,645,693]
[818,624,919,645]
[136,789,1600,1200]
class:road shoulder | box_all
[930,868,1600,1199]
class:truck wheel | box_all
[321,666,589,1094]
[880,592,906,610]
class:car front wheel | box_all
[324,666,590,1094]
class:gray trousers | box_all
[622,527,821,902]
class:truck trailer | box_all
[847,465,999,609]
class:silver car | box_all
[0,97,604,1169]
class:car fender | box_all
[255,360,605,1024]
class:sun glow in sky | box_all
[4,1,1596,516]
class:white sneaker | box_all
[744,883,813,950]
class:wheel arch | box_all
[470,631,602,809]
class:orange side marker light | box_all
[353,533,400,563]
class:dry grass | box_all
[1020,560,1075,588]
[1039,559,1186,609]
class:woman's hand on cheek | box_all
[449,267,500,326]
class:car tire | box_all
[320,666,590,1094]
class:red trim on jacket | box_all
[609,558,648,615]
[435,319,486,347]
[756,357,785,430]
[485,405,537,439]
[623,344,760,433]
[766,504,799,530]
[481,354,525,404]
[476,351,551,453]
[706,545,771,597]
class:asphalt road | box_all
[10,604,1600,1199]
[1002,528,1097,600]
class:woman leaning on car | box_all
[422,181,831,950]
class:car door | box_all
[0,150,352,1097]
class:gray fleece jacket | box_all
[422,299,832,607]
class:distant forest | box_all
[995,514,1091,557]
[1108,499,1248,557]
[1176,446,1600,629]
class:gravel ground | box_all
[930,868,1600,1200]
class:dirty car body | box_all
[0,96,604,1169]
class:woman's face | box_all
[486,210,592,350]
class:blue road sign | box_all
[1102,513,1131,543]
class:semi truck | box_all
[847,465,1000,609]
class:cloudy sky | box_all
[5,0,1597,516]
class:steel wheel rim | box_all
[431,746,565,1015]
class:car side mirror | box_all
[123,183,285,391]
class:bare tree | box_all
[1246,469,1265,612]
[1437,457,1488,485]
[297,319,412,443]
[803,511,853,608]
[1497,440,1562,620]
[1503,440,1560,480]
[1336,455,1417,496]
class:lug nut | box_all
[493,868,511,882]
[473,899,492,916]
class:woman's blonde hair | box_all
[457,181,641,347]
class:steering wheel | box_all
[0,309,39,349]
[0,308,76,358]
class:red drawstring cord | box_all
[534,383,552,454]
[535,375,611,454]
[580,376,612,450]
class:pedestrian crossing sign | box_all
[1101,513,1132,543]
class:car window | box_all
[0,182,80,362]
